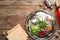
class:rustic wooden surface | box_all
[0,0,44,5]
[0,0,59,40]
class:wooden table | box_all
[0,0,59,40]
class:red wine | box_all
[55,7,60,28]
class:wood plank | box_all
[0,18,12,30]
[0,18,26,30]
[0,6,41,18]
[0,0,44,5]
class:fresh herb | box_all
[29,24,40,36]
[29,19,46,36]
[37,19,46,28]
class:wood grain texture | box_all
[0,0,44,5]
[0,0,57,40]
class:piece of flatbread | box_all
[7,24,28,40]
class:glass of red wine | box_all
[55,7,60,29]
